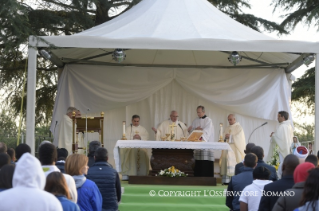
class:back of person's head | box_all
[300,168,319,207]
[282,154,299,175]
[45,172,70,199]
[94,147,108,162]
[250,146,264,160]
[65,154,88,176]
[294,162,315,183]
[243,153,257,168]
[7,148,15,162]
[244,143,256,154]
[305,154,318,167]
[0,164,15,189]
[57,148,68,161]
[0,142,7,153]
[89,141,101,154]
[0,153,11,169]
[15,143,31,160]
[278,111,289,120]
[39,143,57,165]
[253,166,271,180]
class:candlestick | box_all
[122,121,127,140]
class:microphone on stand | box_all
[178,123,185,137]
[247,122,268,143]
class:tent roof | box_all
[35,0,319,70]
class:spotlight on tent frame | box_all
[39,49,51,60]
[112,49,126,63]
[228,51,242,66]
[303,54,315,67]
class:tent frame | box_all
[26,36,319,155]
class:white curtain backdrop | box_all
[51,64,291,166]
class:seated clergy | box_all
[155,110,189,141]
[120,115,149,177]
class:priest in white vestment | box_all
[55,107,84,155]
[191,106,215,177]
[267,111,293,178]
[220,114,246,183]
[120,115,150,177]
[155,111,189,141]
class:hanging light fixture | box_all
[39,49,51,60]
[228,51,242,66]
[112,49,126,63]
[303,54,315,67]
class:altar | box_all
[113,140,235,177]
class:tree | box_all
[291,67,315,113]
[0,110,18,149]
[0,0,287,126]
[294,122,314,144]
[272,0,319,31]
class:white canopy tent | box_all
[26,0,319,164]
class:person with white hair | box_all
[155,110,189,141]
[54,106,83,155]
[0,153,63,211]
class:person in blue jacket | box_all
[45,171,80,211]
[87,147,121,211]
[65,154,102,211]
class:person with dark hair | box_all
[45,172,80,211]
[239,166,272,211]
[121,114,150,178]
[0,142,7,153]
[39,143,77,203]
[238,146,277,181]
[0,164,15,191]
[0,153,11,169]
[191,106,215,177]
[7,148,16,163]
[56,148,68,173]
[15,143,31,161]
[272,162,315,211]
[308,142,313,155]
[258,154,299,211]
[87,147,121,211]
[305,154,318,167]
[226,153,257,211]
[235,143,256,175]
[268,110,293,178]
[88,141,101,167]
[0,153,63,211]
[294,168,319,211]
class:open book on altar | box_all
[187,130,204,142]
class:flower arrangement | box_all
[157,166,187,177]
[267,144,280,170]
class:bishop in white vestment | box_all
[55,107,84,155]
[220,114,245,182]
[267,111,293,177]
[156,111,189,141]
[120,115,150,176]
[191,106,215,177]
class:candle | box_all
[219,123,223,140]
[123,121,126,135]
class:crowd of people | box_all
[0,141,121,211]
[226,143,319,211]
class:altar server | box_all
[191,106,215,177]
[54,107,84,155]
[155,111,189,141]
[120,115,149,178]
[267,111,293,178]
[220,114,246,183]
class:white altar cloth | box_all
[113,140,234,173]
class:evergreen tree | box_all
[0,0,287,126]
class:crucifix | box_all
[169,122,177,141]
